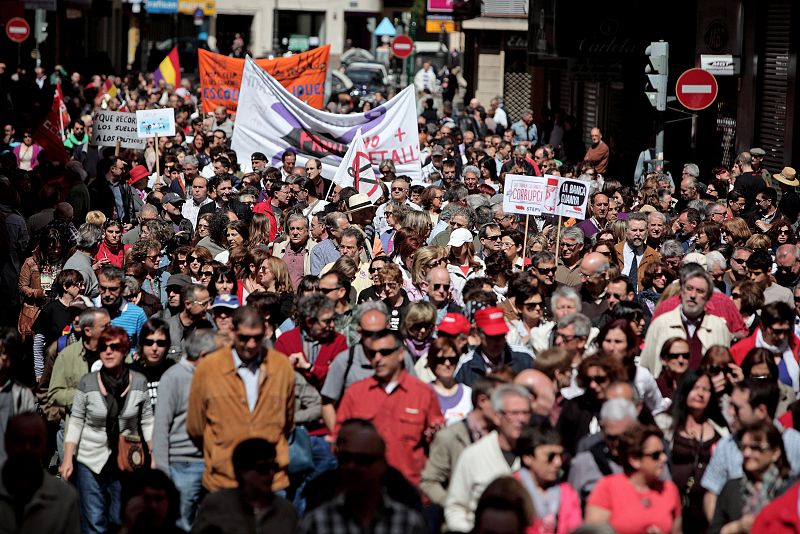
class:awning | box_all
[461,16,527,31]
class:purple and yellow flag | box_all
[152,47,181,86]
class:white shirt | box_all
[232,349,261,412]
[182,197,213,227]
[622,242,644,279]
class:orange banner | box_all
[199,46,330,113]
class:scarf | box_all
[100,367,130,453]
[405,338,431,361]
[518,468,562,531]
[743,464,785,515]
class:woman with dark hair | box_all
[207,264,238,299]
[118,468,184,534]
[556,354,626,456]
[216,220,250,263]
[767,215,795,251]
[597,318,669,415]
[419,186,444,225]
[13,128,42,170]
[656,337,692,398]
[186,246,213,282]
[426,336,472,424]
[94,219,130,269]
[190,133,211,169]
[19,225,69,339]
[659,370,727,532]
[479,156,500,192]
[639,262,676,314]
[514,423,582,534]
[741,347,796,417]
[60,327,154,532]
[192,214,213,246]
[484,251,514,302]
[587,425,681,534]
[132,318,175,408]
[237,248,271,303]
[695,221,722,253]
[709,420,793,534]
[196,210,229,258]
[700,346,744,429]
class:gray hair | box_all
[140,204,160,219]
[340,227,366,249]
[490,384,532,413]
[626,212,649,227]
[687,199,706,214]
[324,211,348,230]
[557,312,592,338]
[683,163,700,178]
[78,308,109,329]
[704,202,726,218]
[75,223,103,250]
[514,144,528,157]
[705,251,727,272]
[184,329,218,361]
[600,398,638,424]
[680,264,714,298]
[182,154,198,167]
[462,165,480,178]
[355,300,389,324]
[439,202,467,223]
[475,205,493,226]
[551,286,582,314]
[533,251,556,266]
[648,211,666,224]
[561,226,585,243]
[286,212,308,229]
[446,205,476,230]
[660,239,685,258]
[297,293,336,322]
[97,265,124,283]
[123,276,140,295]
[466,194,490,210]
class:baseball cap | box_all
[166,274,192,290]
[212,294,240,310]
[438,313,470,336]
[447,228,473,247]
[475,307,509,336]
[431,145,445,157]
[161,192,184,206]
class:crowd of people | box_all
[1,63,800,534]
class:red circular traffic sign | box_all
[676,68,718,111]
[5,17,30,43]
[391,35,414,59]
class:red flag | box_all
[33,93,69,165]
[55,82,70,139]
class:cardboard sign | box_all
[91,111,146,149]
[503,174,590,219]
[198,47,330,114]
[136,108,176,138]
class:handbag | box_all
[287,426,314,476]
[17,303,40,337]
[117,401,150,472]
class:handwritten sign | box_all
[91,111,146,149]
[136,108,176,138]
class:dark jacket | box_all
[88,176,137,225]
[454,345,533,386]
[198,198,250,221]
[557,393,602,456]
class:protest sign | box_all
[331,129,382,202]
[136,108,176,138]
[231,56,421,181]
[198,47,330,114]
[91,111,145,149]
[503,174,589,219]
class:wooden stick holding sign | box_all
[522,214,530,264]
[155,137,160,181]
[554,215,563,264]
[115,138,121,157]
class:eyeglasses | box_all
[364,346,401,358]
[639,449,666,461]
[143,338,169,348]
[427,259,446,269]
[191,299,211,307]
[432,356,460,366]
[779,229,792,235]
[392,187,408,193]
[432,283,451,292]
[99,342,125,352]
[666,352,690,361]
[737,441,772,453]
[377,282,399,290]
[560,242,579,249]
[586,375,609,385]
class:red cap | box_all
[474,307,509,336]
[127,165,150,185]
[437,313,470,336]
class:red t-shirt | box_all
[587,474,681,534]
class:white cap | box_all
[447,228,473,247]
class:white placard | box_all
[136,108,176,138]
[91,111,146,149]
[502,174,590,220]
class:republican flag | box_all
[152,47,181,86]
[331,129,382,203]
[33,93,69,165]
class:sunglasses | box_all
[99,342,125,352]
[586,375,609,385]
[392,187,408,193]
[409,322,434,332]
[364,346,401,358]
[189,256,204,263]
[666,351,690,361]
[432,283,451,292]
[543,451,562,464]
[708,365,732,376]
[237,333,263,343]
[523,302,543,311]
[319,286,341,294]
[639,450,665,461]
[201,270,214,277]
[731,257,747,264]
[536,266,557,275]
[432,356,460,366]
[143,338,169,348]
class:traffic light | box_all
[645,41,669,111]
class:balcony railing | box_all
[481,0,527,17]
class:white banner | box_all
[332,129,383,202]
[231,56,421,181]
[91,111,146,149]
[503,174,589,219]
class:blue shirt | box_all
[232,349,262,412]
[511,120,538,146]
[110,181,125,220]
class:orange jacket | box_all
[187,346,295,492]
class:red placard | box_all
[6,17,30,43]
[676,68,718,111]
[391,35,414,59]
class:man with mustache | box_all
[639,265,732,378]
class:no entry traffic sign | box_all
[6,18,30,44]
[676,68,718,111]
[391,35,414,59]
